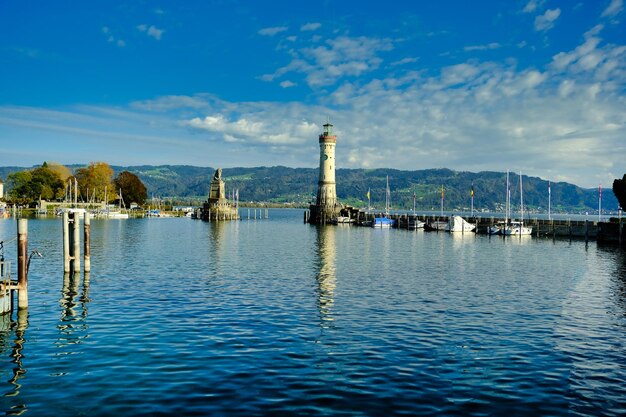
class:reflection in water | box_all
[208,221,226,276]
[57,272,90,349]
[555,245,626,415]
[605,245,626,315]
[1,309,28,414]
[314,226,336,328]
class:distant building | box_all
[309,122,340,224]
[200,168,239,221]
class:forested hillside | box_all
[1,165,618,213]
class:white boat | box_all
[503,172,532,236]
[424,220,448,231]
[104,188,129,219]
[106,211,129,219]
[488,221,506,235]
[502,221,532,236]
[333,216,354,224]
[407,217,425,229]
[445,215,476,233]
[488,170,532,235]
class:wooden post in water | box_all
[63,211,71,273]
[585,220,589,244]
[72,212,81,273]
[84,212,91,273]
[247,208,250,220]
[266,208,268,219]
[17,219,28,309]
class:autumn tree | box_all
[47,161,73,181]
[114,171,147,207]
[613,174,626,210]
[75,162,115,203]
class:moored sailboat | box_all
[372,176,396,228]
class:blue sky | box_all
[1,0,624,188]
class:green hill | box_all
[0,165,619,213]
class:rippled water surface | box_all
[1,209,625,416]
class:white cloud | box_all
[522,0,543,13]
[464,42,501,52]
[301,22,321,31]
[137,24,164,40]
[184,113,318,146]
[534,8,561,31]
[4,28,626,189]
[261,35,394,87]
[280,80,297,88]
[258,26,288,36]
[102,26,126,47]
[601,0,623,18]
[389,57,418,67]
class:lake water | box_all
[1,209,625,416]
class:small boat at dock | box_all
[446,215,476,232]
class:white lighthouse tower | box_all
[309,121,339,224]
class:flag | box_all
[441,185,444,198]
[470,184,474,197]
[366,189,370,200]
[599,184,602,198]
[548,181,551,195]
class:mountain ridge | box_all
[0,165,619,213]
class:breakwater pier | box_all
[342,210,625,243]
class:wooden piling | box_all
[63,211,71,273]
[84,212,91,273]
[585,220,589,244]
[17,219,28,309]
[72,212,81,273]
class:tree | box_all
[613,174,626,210]
[75,162,114,202]
[114,171,147,207]
[6,164,64,202]
[47,162,72,181]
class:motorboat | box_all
[446,215,476,232]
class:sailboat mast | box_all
[385,176,390,215]
[505,171,509,225]
[519,171,524,224]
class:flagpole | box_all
[548,181,551,221]
[440,185,444,217]
[599,184,602,222]
[470,183,474,218]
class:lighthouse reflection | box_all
[315,226,337,327]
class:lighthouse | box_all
[309,121,340,224]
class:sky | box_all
[0,0,624,188]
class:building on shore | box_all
[200,168,239,221]
[308,122,340,225]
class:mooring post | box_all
[72,212,81,273]
[63,211,70,273]
[84,212,91,273]
[266,208,268,219]
[585,220,589,244]
[17,218,28,309]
